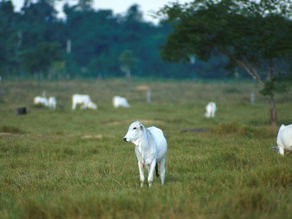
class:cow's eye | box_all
[133,127,137,130]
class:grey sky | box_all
[11,0,192,23]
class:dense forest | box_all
[0,0,231,80]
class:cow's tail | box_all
[155,163,159,177]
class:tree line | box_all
[0,0,230,80]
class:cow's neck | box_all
[134,129,150,157]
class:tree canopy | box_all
[159,0,292,125]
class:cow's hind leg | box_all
[155,163,159,177]
[160,157,166,185]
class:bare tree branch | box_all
[221,50,265,86]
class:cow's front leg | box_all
[278,147,285,156]
[72,103,76,110]
[138,161,145,187]
[147,160,156,187]
[81,104,86,110]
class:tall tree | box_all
[77,0,93,11]
[20,0,60,46]
[21,42,64,78]
[125,4,143,22]
[119,50,136,79]
[159,0,292,126]
[18,0,65,77]
[0,0,18,75]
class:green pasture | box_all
[0,80,291,218]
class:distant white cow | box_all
[48,97,57,110]
[113,96,130,108]
[34,96,49,107]
[85,101,97,110]
[124,121,167,187]
[275,124,292,156]
[72,94,97,110]
[205,102,216,118]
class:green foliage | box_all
[0,0,19,75]
[260,74,291,96]
[119,50,137,78]
[159,0,292,83]
[119,50,136,69]
[0,0,231,79]
[77,0,93,11]
[125,4,143,22]
[21,42,64,75]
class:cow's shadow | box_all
[162,174,179,184]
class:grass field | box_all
[0,79,292,219]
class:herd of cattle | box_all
[31,93,218,187]
[33,94,131,110]
[33,94,216,116]
[32,92,291,178]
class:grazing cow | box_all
[113,96,130,108]
[85,101,97,110]
[124,121,167,187]
[72,94,97,110]
[48,97,57,110]
[205,102,216,118]
[34,96,49,107]
[275,124,292,156]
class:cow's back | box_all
[113,96,129,108]
[73,94,90,103]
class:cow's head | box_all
[124,121,144,143]
[87,102,97,110]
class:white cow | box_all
[72,94,97,110]
[34,96,49,107]
[124,121,167,187]
[48,97,57,110]
[275,124,292,156]
[205,102,216,118]
[85,101,97,110]
[113,96,130,108]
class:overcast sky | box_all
[11,0,193,23]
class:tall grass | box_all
[0,79,291,218]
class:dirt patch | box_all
[81,134,113,139]
[136,85,150,91]
[0,126,25,134]
[180,128,209,133]
[0,132,13,136]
